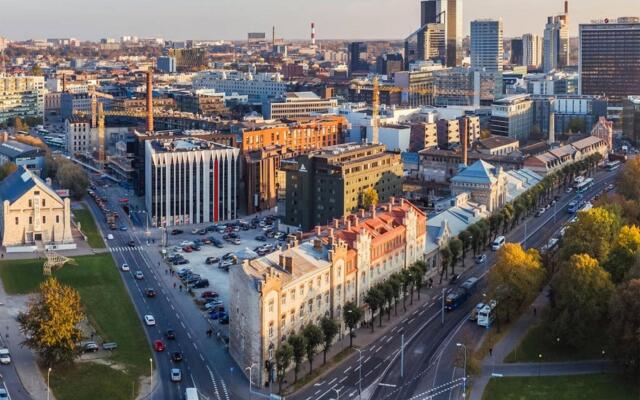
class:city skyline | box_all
[0,0,634,41]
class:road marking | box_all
[365,370,373,378]
[339,376,348,383]
[314,381,325,387]
[374,346,381,353]
[180,321,186,329]
[380,335,387,342]
[419,309,426,316]
[200,353,205,361]
[206,365,222,400]
[386,336,393,343]
[176,312,181,320]
[390,327,397,333]
[314,389,322,395]
[343,366,352,373]
[364,356,371,363]
[384,355,391,362]
[354,365,361,372]
[220,378,230,400]
[407,317,415,324]
[187,332,192,340]
[193,343,198,351]
[349,390,357,397]
[327,377,337,385]
[170,304,175,311]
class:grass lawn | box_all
[0,254,150,400]
[72,206,106,249]
[505,322,609,363]
[482,374,640,400]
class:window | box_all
[42,216,46,224]
[15,217,18,225]
[299,305,304,318]
[281,295,286,306]
[268,322,274,338]
[308,299,313,313]
[268,301,274,313]
[56,215,60,224]
[29,216,32,224]
[290,289,295,301]
[299,286,304,296]
[42,199,46,207]
[28,200,32,207]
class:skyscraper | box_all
[510,38,523,65]
[470,19,504,72]
[348,42,369,76]
[579,17,640,101]
[543,1,569,73]
[419,0,462,67]
[522,34,543,69]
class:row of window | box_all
[15,215,60,225]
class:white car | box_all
[107,234,114,240]
[134,271,144,280]
[0,348,10,364]
[171,368,182,382]
[0,387,8,400]
[144,315,156,326]
[121,263,130,272]
[179,240,194,247]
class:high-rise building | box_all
[376,53,404,77]
[404,23,446,68]
[522,34,543,69]
[419,0,462,67]
[470,19,504,72]
[579,18,640,102]
[0,76,45,124]
[623,96,640,143]
[348,42,369,76]
[167,47,207,72]
[157,56,176,73]
[543,1,570,73]
[490,94,534,141]
[510,38,524,65]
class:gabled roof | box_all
[451,159,498,184]
[0,167,62,205]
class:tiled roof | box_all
[451,159,498,184]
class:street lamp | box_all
[354,348,363,395]
[246,363,257,398]
[47,367,52,400]
[149,358,153,400]
[456,343,467,398]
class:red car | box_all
[153,340,165,352]
[182,246,193,253]
[201,291,219,299]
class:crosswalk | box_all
[108,246,145,252]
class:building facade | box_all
[144,138,239,227]
[65,116,94,155]
[0,76,45,124]
[193,70,288,104]
[229,198,426,386]
[543,3,570,73]
[623,96,640,143]
[470,19,504,72]
[157,56,177,73]
[451,159,508,212]
[266,92,337,120]
[490,94,534,141]
[0,134,45,173]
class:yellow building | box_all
[0,167,75,252]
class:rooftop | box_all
[283,91,321,101]
[149,137,234,153]
[477,135,519,150]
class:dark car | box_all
[209,311,226,320]
[449,273,461,285]
[165,329,176,340]
[171,351,183,362]
[205,257,220,265]
[145,288,156,298]
[219,314,229,325]
[127,240,136,247]
[255,235,267,242]
[222,252,235,261]
[206,225,217,232]
[171,229,184,235]
[192,279,210,289]
[172,259,189,266]
[191,245,202,252]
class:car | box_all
[171,368,182,382]
[201,291,219,299]
[191,279,210,289]
[222,252,235,261]
[171,351,184,362]
[144,315,156,326]
[102,342,118,351]
[186,276,202,285]
[274,232,286,240]
[145,288,156,298]
[470,303,485,321]
[475,254,487,264]
[171,229,184,235]
[255,235,267,242]
[219,260,234,269]
[173,259,189,266]
[191,228,200,234]
[191,245,201,251]
[197,229,207,235]
[209,311,226,320]
[231,238,241,245]
[536,208,546,217]
[205,257,220,265]
[219,314,230,325]
[565,187,574,194]
[165,329,176,340]
[182,246,193,253]
[449,274,460,284]
[83,341,99,353]
[0,348,11,364]
[121,263,130,272]
[179,240,194,247]
[0,387,8,400]
[204,300,224,310]
[119,225,128,231]
[606,184,615,192]
[107,234,114,240]
[127,240,136,247]
[153,340,165,352]
[206,225,218,232]
[134,271,144,280]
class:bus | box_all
[575,178,594,194]
[606,160,622,171]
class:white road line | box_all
[220,378,230,400]
[327,377,337,386]
[343,366,352,374]
[314,389,322,395]
[380,335,387,342]
[419,309,426,316]
[170,304,175,311]
[314,381,325,387]
[193,343,198,351]
[364,356,371,363]
[386,336,393,343]
[390,326,397,333]
[354,365,361,372]
[339,376,348,383]
[199,354,205,361]
[305,397,313,400]
[407,317,415,324]
[187,332,192,340]
[349,390,357,397]
[365,370,373,378]
[384,355,391,362]
[374,346,381,353]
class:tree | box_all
[411,261,427,300]
[448,238,463,275]
[489,214,503,240]
[548,254,614,349]
[56,161,89,200]
[468,224,481,255]
[381,282,394,321]
[388,273,402,316]
[18,277,85,366]
[287,334,306,383]
[0,162,17,181]
[567,117,586,134]
[458,230,472,266]
[401,268,415,306]
[561,207,621,263]
[342,302,362,348]
[439,246,452,284]
[360,188,379,209]
[487,244,545,327]
[608,280,640,370]
[11,117,29,132]
[364,287,383,332]
[319,317,339,365]
[275,343,293,394]
[604,225,640,283]
[617,158,640,201]
[302,324,323,373]
[31,63,43,76]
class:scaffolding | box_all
[43,251,74,276]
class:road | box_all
[289,168,619,400]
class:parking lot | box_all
[162,216,289,329]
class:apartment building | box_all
[65,116,94,155]
[283,143,403,230]
[193,70,288,104]
[0,76,45,124]
[229,198,426,386]
[490,94,534,141]
[266,92,337,120]
[523,135,608,175]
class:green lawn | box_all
[0,254,150,400]
[482,374,640,400]
[505,322,609,363]
[72,206,106,249]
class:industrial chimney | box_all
[311,22,316,46]
[146,69,154,133]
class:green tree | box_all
[302,324,323,373]
[319,317,339,365]
[487,243,545,327]
[561,207,622,263]
[411,261,427,300]
[360,188,379,209]
[275,343,293,394]
[548,254,614,349]
[617,157,640,201]
[388,273,402,316]
[56,161,89,200]
[439,246,452,284]
[381,281,394,321]
[448,238,463,275]
[468,224,481,255]
[608,279,640,370]
[18,277,85,366]
[604,225,640,283]
[11,116,29,132]
[458,230,473,265]
[342,302,362,348]
[401,268,416,306]
[31,63,43,76]
[364,287,383,332]
[287,334,307,383]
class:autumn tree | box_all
[319,317,339,365]
[608,280,640,370]
[56,161,89,200]
[561,207,621,263]
[302,323,323,373]
[342,302,362,348]
[548,254,614,349]
[360,188,379,209]
[0,162,17,181]
[18,277,85,366]
[617,157,640,201]
[604,225,640,283]
[487,243,545,325]
[287,334,306,383]
[275,343,293,394]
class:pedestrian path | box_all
[108,245,146,252]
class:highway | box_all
[290,167,619,400]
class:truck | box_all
[445,277,479,311]
[477,300,497,328]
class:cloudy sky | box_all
[0,0,634,41]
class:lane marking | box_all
[343,366,352,373]
[339,376,348,383]
[327,377,337,386]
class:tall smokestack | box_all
[146,69,154,133]
[460,117,469,167]
[272,26,275,47]
[311,22,316,46]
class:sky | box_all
[0,0,636,41]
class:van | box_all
[491,236,505,251]
[185,388,199,400]
[107,234,114,240]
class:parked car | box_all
[153,340,165,352]
[102,342,118,351]
[121,263,130,272]
[191,279,210,289]
[255,235,267,242]
[475,254,487,264]
[182,246,193,253]
[179,240,194,247]
[191,229,199,234]
[201,291,219,299]
[204,300,223,310]
[144,315,156,326]
[171,351,183,362]
[0,348,11,364]
[171,229,184,235]
[165,329,176,340]
[231,238,241,245]
[449,274,460,284]
[134,271,144,280]
[209,311,227,320]
[83,341,99,353]
[145,288,156,298]
[173,259,189,266]
[191,245,201,251]
[536,208,546,217]
[127,240,136,247]
[219,314,230,325]
[205,257,220,265]
[119,225,128,231]
[171,368,182,382]
[197,229,207,235]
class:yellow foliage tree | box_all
[18,277,85,366]
[360,188,379,209]
[561,207,621,263]
[605,225,640,283]
[617,157,640,201]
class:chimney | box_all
[460,117,469,167]
[284,256,294,274]
[272,26,276,47]
[353,216,359,226]
[346,219,352,230]
[1,131,8,142]
[370,205,376,218]
[328,228,334,238]
[333,219,340,228]
[359,209,366,218]
[313,238,322,251]
[61,73,66,93]
[400,198,405,206]
[564,0,568,15]
[315,226,322,236]
[311,22,316,46]
[389,196,396,205]
[146,69,154,132]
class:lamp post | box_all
[354,348,363,395]
[456,343,467,398]
[47,367,52,400]
[245,363,257,398]
[149,358,153,400]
